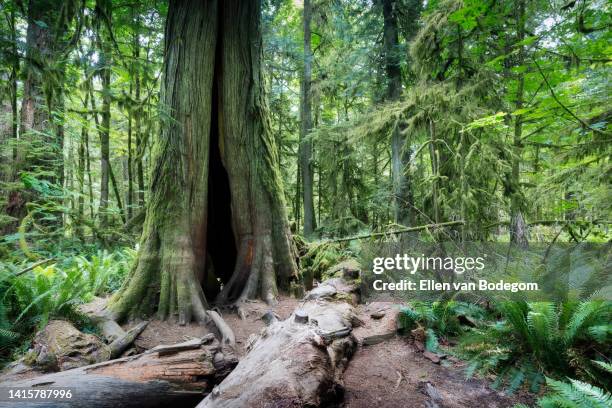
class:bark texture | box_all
[197,278,361,408]
[109,0,298,324]
[5,0,76,233]
[2,340,238,408]
[299,0,317,237]
[383,0,414,227]
[509,0,529,248]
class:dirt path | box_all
[341,337,534,408]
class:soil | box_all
[131,319,211,350]
[340,336,534,408]
[125,295,300,356]
[220,295,300,356]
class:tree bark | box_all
[76,95,88,238]
[96,0,113,229]
[0,10,17,189]
[382,0,414,227]
[2,341,238,408]
[0,82,12,185]
[108,0,298,325]
[197,278,360,408]
[299,0,317,237]
[7,0,70,231]
[509,0,529,248]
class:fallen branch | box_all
[328,221,465,243]
[109,321,149,358]
[484,219,611,229]
[14,258,55,277]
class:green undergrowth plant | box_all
[398,300,489,352]
[300,240,355,285]
[0,247,136,366]
[458,300,611,394]
[515,363,612,408]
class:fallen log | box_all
[328,220,465,242]
[197,278,361,408]
[1,338,238,408]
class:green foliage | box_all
[399,300,488,351]
[74,248,136,295]
[300,241,354,282]
[0,247,134,365]
[458,301,612,392]
[537,377,612,408]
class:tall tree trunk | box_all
[382,0,414,227]
[0,9,18,190]
[509,0,528,248]
[96,2,112,229]
[77,109,87,237]
[299,0,317,237]
[126,82,134,221]
[510,0,529,248]
[133,10,145,211]
[7,0,72,233]
[0,81,12,186]
[9,8,18,144]
[109,0,298,325]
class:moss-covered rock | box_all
[29,320,111,372]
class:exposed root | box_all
[207,310,236,347]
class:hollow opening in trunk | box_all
[204,67,237,301]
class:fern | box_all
[458,301,612,392]
[541,377,612,408]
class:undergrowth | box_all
[0,247,135,366]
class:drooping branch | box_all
[533,58,611,137]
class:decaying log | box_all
[1,338,238,408]
[197,278,361,408]
[149,334,214,356]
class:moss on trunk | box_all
[109,0,298,324]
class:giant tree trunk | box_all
[299,0,317,237]
[382,0,414,227]
[109,0,298,325]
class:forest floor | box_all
[128,295,300,355]
[125,298,534,407]
[341,336,533,408]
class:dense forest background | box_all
[0,0,609,249]
[0,0,610,405]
